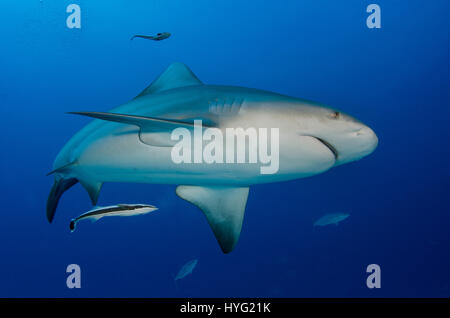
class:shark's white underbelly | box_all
[72,126,336,186]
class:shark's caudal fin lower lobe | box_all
[46,178,78,223]
[176,185,249,254]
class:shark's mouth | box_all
[312,137,339,161]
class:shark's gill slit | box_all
[313,137,339,160]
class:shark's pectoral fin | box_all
[135,62,203,98]
[79,179,103,205]
[68,112,213,147]
[176,185,249,254]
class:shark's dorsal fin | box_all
[136,62,203,98]
[176,185,249,254]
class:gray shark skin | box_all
[47,63,378,253]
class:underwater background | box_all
[1,0,449,297]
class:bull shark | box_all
[46,62,378,253]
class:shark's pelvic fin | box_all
[68,111,213,147]
[79,179,103,205]
[136,62,203,98]
[176,185,249,254]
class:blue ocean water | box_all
[1,0,449,297]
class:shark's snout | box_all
[357,125,378,154]
[333,123,378,166]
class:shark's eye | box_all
[329,111,340,119]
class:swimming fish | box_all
[175,259,198,281]
[314,213,350,227]
[69,204,158,232]
[130,32,171,41]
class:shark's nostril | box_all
[354,127,370,136]
[356,127,378,150]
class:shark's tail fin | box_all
[46,177,78,223]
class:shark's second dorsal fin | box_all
[135,62,203,98]
[176,185,249,254]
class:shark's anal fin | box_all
[79,179,103,205]
[68,112,213,147]
[176,185,249,254]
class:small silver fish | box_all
[130,32,171,41]
[314,212,350,227]
[70,204,158,232]
[175,259,198,281]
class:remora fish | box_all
[47,62,378,253]
[69,204,158,232]
[314,213,350,227]
[175,259,198,281]
[131,32,171,41]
